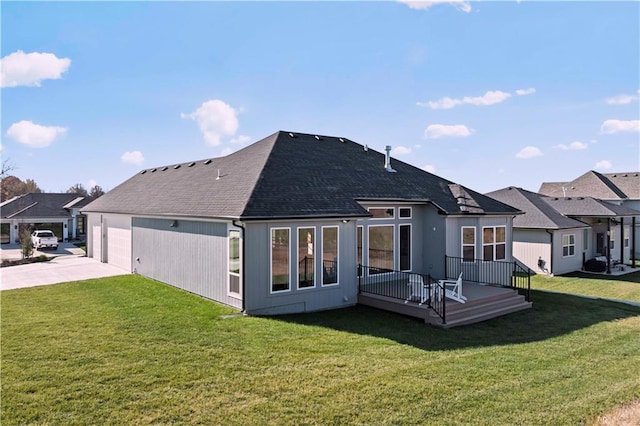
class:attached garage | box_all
[87,213,132,271]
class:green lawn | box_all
[531,270,640,303]
[2,275,639,425]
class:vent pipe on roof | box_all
[216,169,221,180]
[384,146,397,173]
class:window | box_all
[462,227,476,262]
[400,225,411,271]
[399,208,412,218]
[369,207,394,219]
[583,229,589,251]
[562,234,575,257]
[298,227,315,289]
[369,225,394,273]
[76,215,86,235]
[610,230,615,250]
[624,228,630,248]
[229,230,241,295]
[322,226,338,285]
[483,226,506,261]
[271,228,290,292]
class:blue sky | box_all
[2,1,639,194]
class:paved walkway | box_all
[1,256,128,291]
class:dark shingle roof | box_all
[1,193,86,219]
[538,170,640,200]
[486,187,586,229]
[543,197,640,217]
[83,131,521,220]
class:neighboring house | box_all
[0,193,90,244]
[82,131,521,316]
[539,170,640,259]
[487,187,638,275]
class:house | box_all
[0,193,90,244]
[487,186,639,275]
[82,131,524,317]
[539,170,640,259]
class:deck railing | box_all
[358,265,446,323]
[444,256,531,302]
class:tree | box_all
[67,183,88,197]
[1,158,15,178]
[89,185,105,200]
[0,175,41,202]
[20,230,34,260]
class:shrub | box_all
[20,231,34,260]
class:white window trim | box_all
[461,226,476,263]
[296,226,316,291]
[357,225,364,266]
[482,226,507,261]
[562,233,576,258]
[228,229,242,298]
[399,224,412,271]
[321,225,339,287]
[368,207,395,220]
[624,228,630,248]
[270,227,291,294]
[610,230,615,250]
[367,224,396,272]
[399,207,412,219]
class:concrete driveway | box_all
[1,242,86,261]
[1,255,128,291]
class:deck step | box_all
[429,300,532,328]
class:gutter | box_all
[232,219,246,313]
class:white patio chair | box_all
[405,274,429,305]
[438,272,467,304]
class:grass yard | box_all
[2,275,639,425]
[531,270,640,303]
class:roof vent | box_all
[315,135,321,140]
[188,162,195,167]
[339,138,345,143]
[288,132,295,138]
[384,146,397,173]
[151,168,157,173]
[141,170,147,175]
[216,169,221,180]
[364,144,368,151]
[204,159,212,165]
[174,164,181,169]
[162,166,168,171]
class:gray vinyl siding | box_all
[418,205,446,279]
[243,220,358,315]
[551,229,586,275]
[513,228,552,274]
[132,217,241,310]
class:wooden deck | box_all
[358,282,532,328]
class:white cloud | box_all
[1,50,71,88]
[553,141,588,151]
[230,135,251,145]
[515,88,536,96]
[5,120,67,148]
[392,146,412,155]
[418,90,511,109]
[515,146,543,159]
[600,119,640,134]
[398,0,471,12]
[87,179,97,188]
[424,124,473,139]
[121,151,144,165]
[181,99,239,146]
[605,91,639,105]
[421,164,436,173]
[595,160,612,170]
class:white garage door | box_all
[107,227,131,271]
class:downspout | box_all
[619,217,624,265]
[232,220,246,313]
[545,230,553,274]
[606,219,611,274]
[632,216,637,266]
